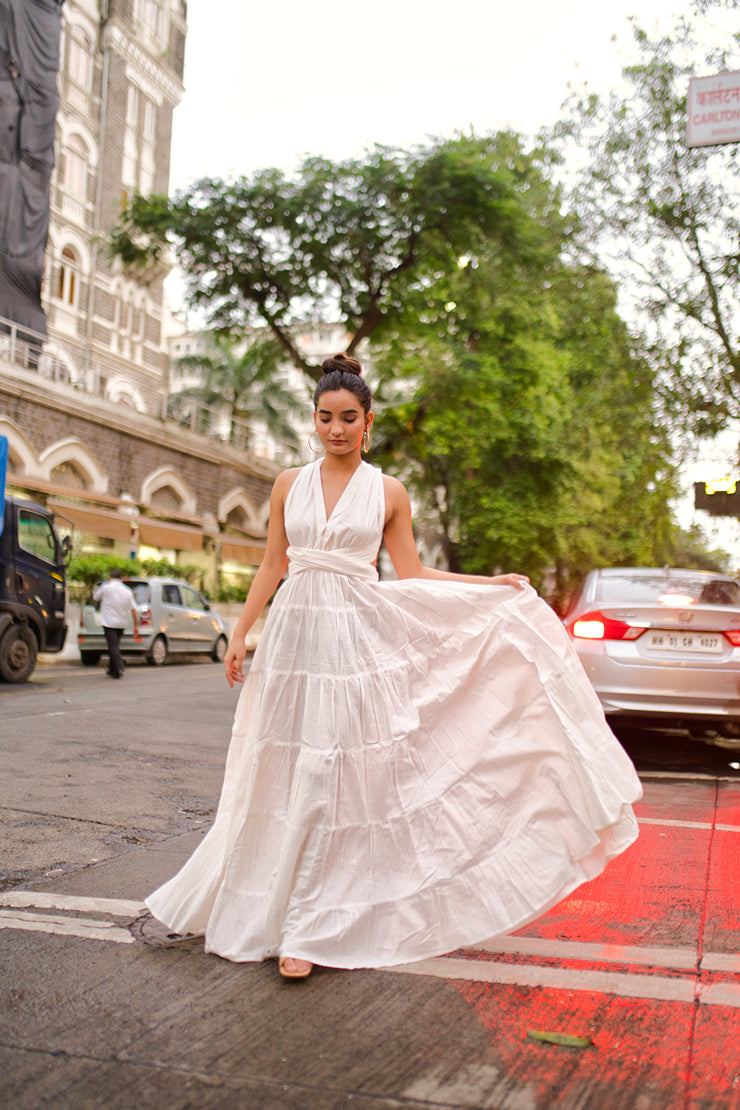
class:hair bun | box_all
[321,352,362,377]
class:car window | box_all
[162,584,182,605]
[181,584,207,610]
[18,509,58,563]
[124,580,152,605]
[596,574,740,606]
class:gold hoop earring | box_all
[308,431,324,454]
[362,429,370,453]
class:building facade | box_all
[44,0,186,412]
[0,0,279,592]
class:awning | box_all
[220,537,265,565]
[138,520,203,552]
[47,500,133,543]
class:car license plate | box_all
[645,631,723,653]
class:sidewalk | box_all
[1,775,739,1109]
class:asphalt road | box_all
[1,660,739,1109]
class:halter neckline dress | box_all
[147,459,641,968]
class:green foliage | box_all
[112,135,559,382]
[550,0,740,436]
[67,554,140,590]
[215,579,253,603]
[112,128,725,592]
[170,333,304,449]
[372,135,681,595]
[67,553,202,601]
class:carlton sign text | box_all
[687,71,740,148]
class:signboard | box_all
[694,479,740,516]
[687,71,740,148]
[0,435,6,537]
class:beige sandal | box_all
[278,956,313,979]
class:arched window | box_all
[65,136,88,196]
[150,484,183,512]
[68,28,92,91]
[50,461,88,490]
[57,246,79,306]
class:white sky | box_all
[168,0,689,189]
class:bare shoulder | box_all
[272,467,303,499]
[382,474,411,517]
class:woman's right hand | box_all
[224,637,247,688]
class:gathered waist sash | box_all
[287,546,379,582]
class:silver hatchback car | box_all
[78,576,230,667]
[563,567,740,735]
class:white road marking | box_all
[0,892,737,1010]
[473,935,698,969]
[638,817,740,832]
[0,908,134,944]
[0,891,146,916]
[639,771,740,781]
[702,953,740,974]
[388,957,740,1007]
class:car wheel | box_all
[80,651,102,666]
[0,624,38,683]
[211,635,228,663]
[146,635,168,666]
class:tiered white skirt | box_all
[146,574,641,968]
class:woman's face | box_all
[314,389,373,457]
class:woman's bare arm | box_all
[224,469,299,686]
[382,475,529,588]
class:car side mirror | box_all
[60,535,72,562]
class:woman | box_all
[147,353,641,980]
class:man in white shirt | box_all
[92,569,139,679]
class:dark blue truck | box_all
[0,495,70,681]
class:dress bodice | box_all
[284,460,385,580]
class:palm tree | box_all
[169,334,304,452]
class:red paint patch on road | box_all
[453,979,692,1109]
[717,782,740,827]
[691,1004,740,1105]
[444,777,740,1107]
[515,824,710,948]
[704,829,740,955]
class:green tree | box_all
[111,136,557,383]
[169,334,304,449]
[551,0,739,435]
[371,138,679,597]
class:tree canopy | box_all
[115,128,726,594]
[371,191,681,603]
[550,0,740,436]
[112,135,561,382]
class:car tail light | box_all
[568,611,647,641]
[724,630,740,646]
[139,607,152,627]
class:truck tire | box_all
[0,624,38,683]
[80,651,102,666]
[146,635,168,666]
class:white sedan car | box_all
[563,567,740,737]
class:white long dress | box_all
[146,460,642,968]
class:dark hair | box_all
[313,353,372,415]
[110,567,122,578]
